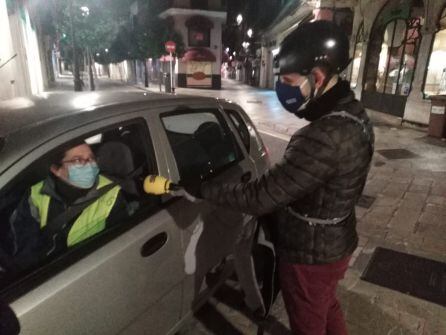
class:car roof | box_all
[0,91,226,177]
[0,90,217,138]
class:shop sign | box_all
[431,106,445,115]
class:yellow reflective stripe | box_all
[66,176,120,246]
[30,181,50,228]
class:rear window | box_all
[161,109,243,181]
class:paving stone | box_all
[408,184,431,193]
[423,204,446,216]
[382,183,408,198]
[420,237,446,259]
[374,195,401,207]
[399,198,425,212]
[361,206,395,227]
[426,195,446,206]
[388,209,420,234]
[357,223,388,239]
[404,191,429,202]
[411,177,434,187]
[430,185,446,196]
[355,206,368,220]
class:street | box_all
[51,76,446,335]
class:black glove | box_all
[179,178,203,199]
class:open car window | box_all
[0,119,160,298]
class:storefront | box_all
[361,0,424,117]
[160,5,226,90]
[424,6,446,96]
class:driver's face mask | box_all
[275,77,311,114]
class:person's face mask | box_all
[275,80,306,113]
[67,162,99,189]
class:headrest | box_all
[97,141,134,178]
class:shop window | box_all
[350,22,364,88]
[186,16,213,47]
[188,27,211,47]
[424,7,446,96]
[375,17,421,96]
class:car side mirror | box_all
[0,299,20,335]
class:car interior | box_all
[0,122,158,292]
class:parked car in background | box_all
[0,91,270,335]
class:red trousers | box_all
[279,256,350,335]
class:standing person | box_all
[146,20,374,334]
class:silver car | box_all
[0,91,270,335]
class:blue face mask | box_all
[67,162,99,189]
[275,80,306,113]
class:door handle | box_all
[140,232,168,257]
[241,171,252,183]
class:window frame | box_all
[0,116,163,300]
[224,109,251,153]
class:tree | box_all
[54,0,130,91]
[104,3,184,88]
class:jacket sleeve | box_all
[201,125,338,216]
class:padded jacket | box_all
[201,81,374,264]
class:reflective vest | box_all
[30,175,121,247]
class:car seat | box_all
[194,122,233,168]
[96,141,142,196]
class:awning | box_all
[182,48,216,62]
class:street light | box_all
[247,28,253,38]
[80,6,89,16]
[225,47,230,53]
[105,48,109,53]
[236,14,243,26]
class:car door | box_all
[0,114,184,335]
[151,102,262,317]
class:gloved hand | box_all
[143,175,200,203]
[179,178,203,199]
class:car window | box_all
[0,119,160,295]
[225,109,250,152]
[161,109,243,181]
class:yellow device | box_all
[143,175,172,195]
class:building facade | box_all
[160,0,227,89]
[260,0,446,126]
[0,0,48,100]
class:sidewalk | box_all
[51,76,446,334]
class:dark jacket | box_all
[6,175,128,272]
[201,80,374,264]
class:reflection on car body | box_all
[0,91,269,335]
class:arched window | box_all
[350,22,364,88]
[375,17,421,95]
[424,7,446,96]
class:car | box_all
[0,91,271,335]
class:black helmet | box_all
[277,20,350,75]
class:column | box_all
[403,25,436,125]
